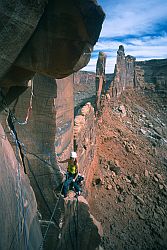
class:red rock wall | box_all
[0,124,42,250]
[54,75,74,170]
[111,45,136,97]
[0,74,74,216]
[0,73,75,249]
[56,196,102,250]
[74,103,96,185]
[96,52,107,111]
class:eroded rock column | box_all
[126,55,136,88]
[113,45,126,96]
[96,52,107,111]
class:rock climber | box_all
[58,151,82,198]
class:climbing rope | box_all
[68,203,76,250]
[76,196,79,250]
[6,109,60,248]
[39,182,65,249]
[72,196,79,250]
[7,110,27,173]
[11,117,64,175]
[15,140,29,250]
[2,90,81,250]
[25,155,60,228]
[8,126,28,249]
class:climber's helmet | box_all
[70,151,77,159]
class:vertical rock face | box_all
[74,103,96,182]
[111,45,136,97]
[136,59,167,91]
[96,52,107,111]
[113,45,126,95]
[55,75,74,163]
[0,74,75,249]
[155,74,167,90]
[56,196,103,250]
[126,55,136,88]
[0,124,42,250]
[0,74,74,218]
[74,71,96,114]
[0,2,105,249]
[135,65,145,89]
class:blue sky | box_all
[83,0,167,73]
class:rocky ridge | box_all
[89,89,167,250]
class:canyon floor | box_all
[88,89,167,250]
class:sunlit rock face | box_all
[0,123,42,250]
[74,102,96,187]
[0,74,74,215]
[54,75,74,164]
[0,74,75,249]
[111,45,136,97]
[96,52,107,111]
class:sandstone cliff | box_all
[0,124,42,250]
[0,1,105,249]
[74,71,96,114]
[136,59,167,91]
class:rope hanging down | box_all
[7,110,27,174]
[8,122,29,249]
[4,95,80,249]
[15,138,29,250]
[39,182,65,250]
[25,155,59,228]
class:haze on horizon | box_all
[83,0,167,74]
